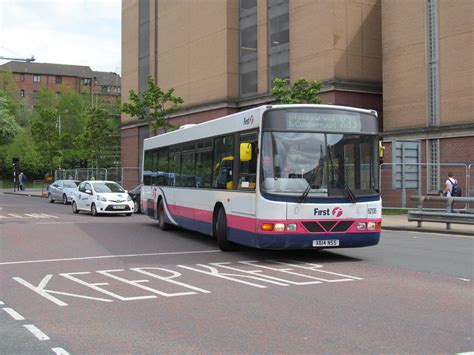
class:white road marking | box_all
[0,301,4,305]
[7,213,25,218]
[457,278,471,282]
[0,249,221,266]
[23,324,50,341]
[3,307,25,320]
[52,348,70,355]
[60,272,157,301]
[13,275,113,307]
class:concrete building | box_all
[380,0,473,205]
[0,61,121,104]
[121,0,473,201]
[121,0,383,177]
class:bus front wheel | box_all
[215,207,236,251]
[158,199,170,231]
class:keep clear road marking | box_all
[12,259,363,307]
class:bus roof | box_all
[143,104,378,150]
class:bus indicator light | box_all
[260,223,274,231]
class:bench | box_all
[408,195,474,230]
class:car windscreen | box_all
[92,182,125,193]
[63,181,78,188]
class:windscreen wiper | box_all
[344,182,357,203]
[299,184,311,203]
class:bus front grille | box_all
[302,221,354,233]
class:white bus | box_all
[141,104,381,251]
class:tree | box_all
[76,107,116,168]
[121,76,183,135]
[271,78,322,104]
[30,108,60,173]
[0,70,19,106]
[0,94,20,145]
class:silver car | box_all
[48,180,80,205]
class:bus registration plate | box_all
[313,240,339,247]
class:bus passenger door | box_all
[231,133,258,234]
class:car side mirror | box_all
[85,189,92,195]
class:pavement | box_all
[1,188,473,236]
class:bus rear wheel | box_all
[215,207,236,251]
[158,199,170,231]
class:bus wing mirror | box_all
[240,143,252,162]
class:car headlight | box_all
[97,195,107,202]
[127,195,132,201]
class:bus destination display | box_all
[286,112,362,132]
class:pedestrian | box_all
[21,172,27,191]
[443,171,458,212]
[18,172,24,191]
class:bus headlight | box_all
[274,223,285,232]
[367,222,376,230]
[356,222,366,230]
[287,223,297,231]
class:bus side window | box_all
[213,135,234,189]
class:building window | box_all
[239,0,257,98]
[55,91,61,97]
[268,0,289,87]
[81,78,91,85]
[33,90,39,98]
[139,0,150,93]
[20,89,25,97]
[426,0,439,126]
[33,74,41,83]
[428,139,439,192]
[55,76,62,84]
[20,74,25,82]
[101,85,108,94]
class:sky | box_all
[0,0,121,73]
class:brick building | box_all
[121,0,473,201]
[0,61,121,104]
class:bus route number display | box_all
[286,112,362,132]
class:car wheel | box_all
[63,194,68,205]
[133,201,139,213]
[48,193,54,203]
[72,201,79,214]
[215,207,236,251]
[158,199,170,231]
[91,203,98,216]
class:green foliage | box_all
[271,78,322,104]
[121,76,183,135]
[0,94,20,145]
[75,107,118,168]
[1,128,45,176]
